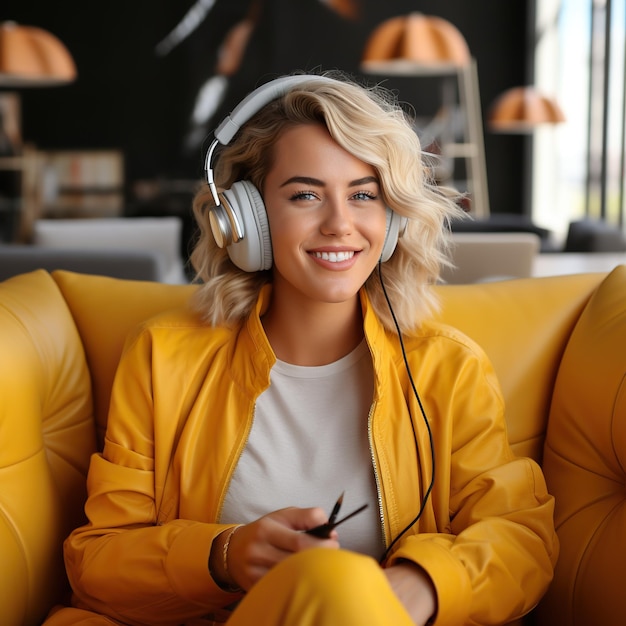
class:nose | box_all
[320,196,352,236]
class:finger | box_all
[235,514,337,571]
[228,515,304,570]
[255,512,338,553]
[271,506,330,531]
[227,508,341,588]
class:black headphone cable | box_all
[376,260,436,564]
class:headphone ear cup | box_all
[220,180,272,272]
[380,208,408,262]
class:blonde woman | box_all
[47,72,557,626]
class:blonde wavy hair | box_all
[190,71,463,333]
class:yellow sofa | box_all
[1,267,625,626]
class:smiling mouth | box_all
[312,251,356,262]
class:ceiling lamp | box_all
[361,12,470,71]
[488,86,565,133]
[0,21,76,87]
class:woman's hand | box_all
[384,561,437,626]
[210,507,339,592]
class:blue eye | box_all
[353,191,377,201]
[290,191,317,201]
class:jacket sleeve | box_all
[387,333,559,626]
[64,327,240,626]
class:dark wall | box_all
[2,0,528,213]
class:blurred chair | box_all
[0,245,166,282]
[441,231,541,283]
[449,213,555,251]
[564,218,626,253]
[31,216,188,283]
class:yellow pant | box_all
[45,549,415,625]
[229,549,414,625]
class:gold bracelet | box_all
[221,524,244,593]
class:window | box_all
[533,0,626,241]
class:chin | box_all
[317,287,363,304]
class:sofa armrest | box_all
[537,265,626,625]
[0,271,97,625]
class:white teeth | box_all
[313,251,355,262]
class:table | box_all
[533,252,626,277]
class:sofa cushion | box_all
[52,271,196,447]
[436,272,605,462]
[0,271,97,626]
[538,265,626,625]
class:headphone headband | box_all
[214,75,333,145]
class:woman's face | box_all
[262,123,388,308]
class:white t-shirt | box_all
[219,340,384,558]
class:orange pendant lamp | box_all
[488,86,565,133]
[362,12,471,69]
[0,21,76,87]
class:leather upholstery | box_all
[1,267,624,626]
[0,273,96,625]
[537,266,626,624]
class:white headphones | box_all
[204,75,407,272]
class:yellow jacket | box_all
[65,286,558,625]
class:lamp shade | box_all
[0,21,77,87]
[362,13,470,69]
[488,86,565,133]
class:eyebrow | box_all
[279,175,380,188]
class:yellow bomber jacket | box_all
[64,286,558,626]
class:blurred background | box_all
[1,0,624,273]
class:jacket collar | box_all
[231,284,393,394]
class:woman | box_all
[48,72,557,626]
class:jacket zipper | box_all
[367,400,387,553]
[215,404,256,524]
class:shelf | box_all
[362,59,462,77]
[0,156,27,169]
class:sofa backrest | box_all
[52,271,196,448]
[49,269,608,464]
[436,271,605,461]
